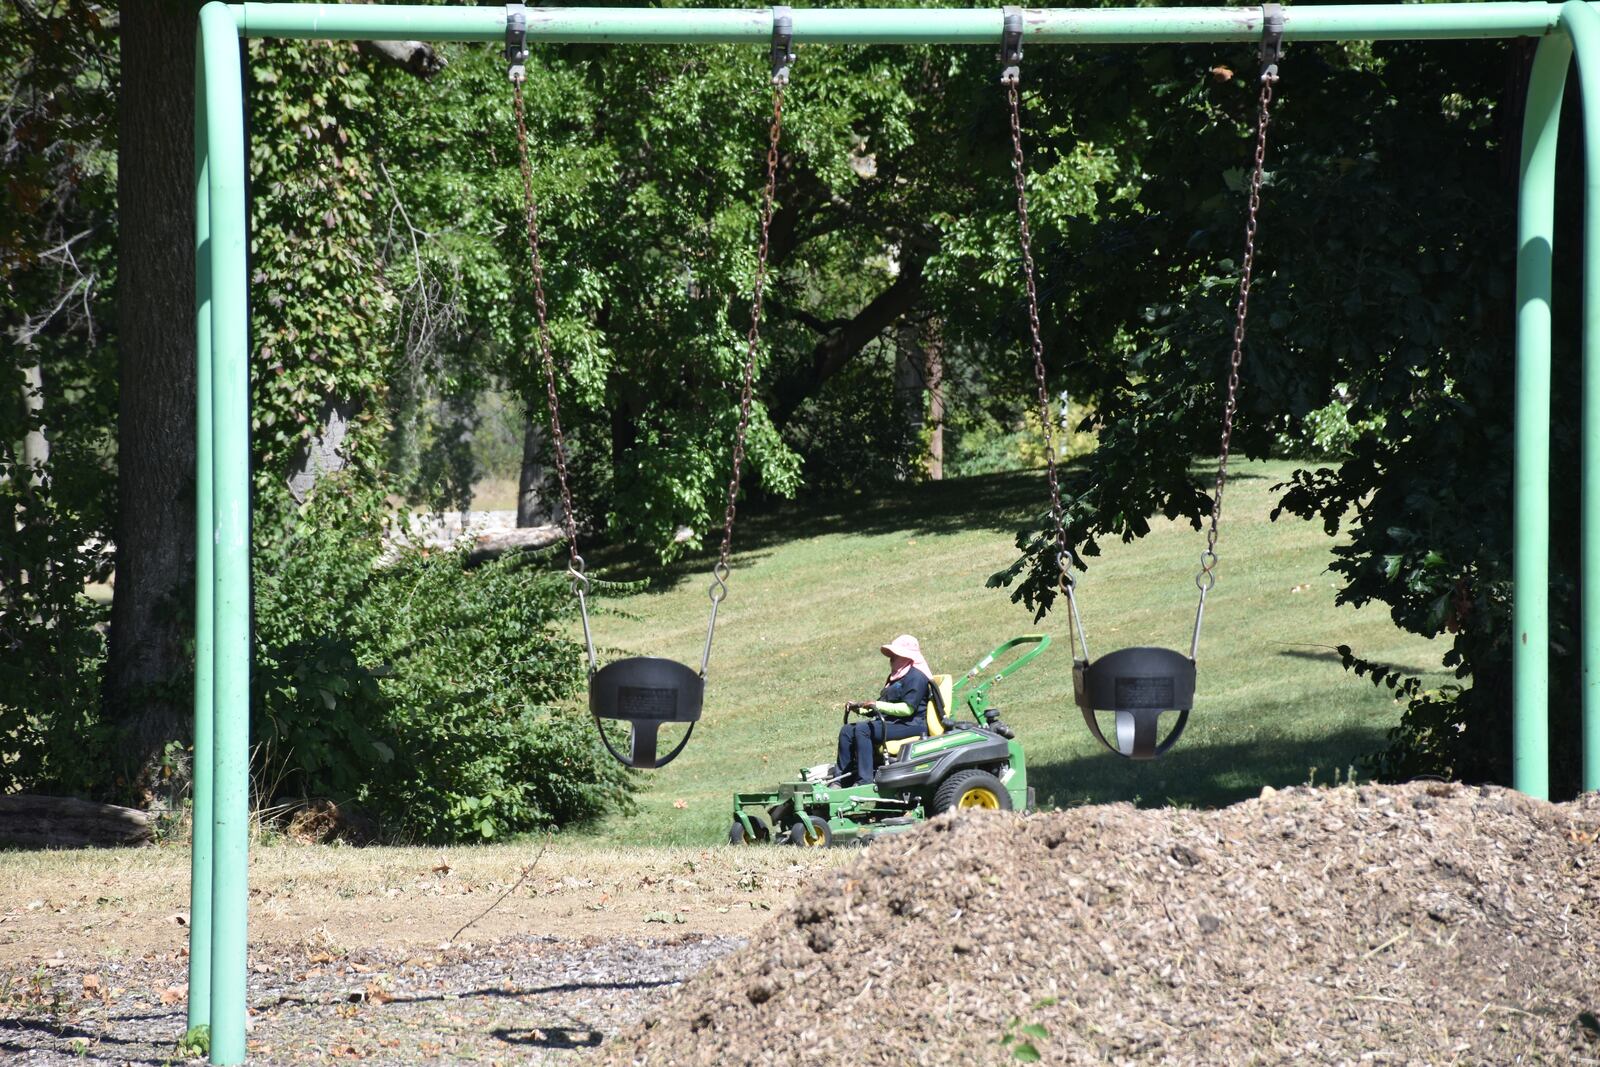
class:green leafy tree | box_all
[993,37,1583,794]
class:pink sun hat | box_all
[880,634,932,682]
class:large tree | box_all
[993,37,1586,796]
[104,0,206,796]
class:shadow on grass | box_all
[586,465,1073,592]
[584,458,1287,597]
[1030,723,1389,812]
[1274,646,1441,678]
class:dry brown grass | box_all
[0,841,846,963]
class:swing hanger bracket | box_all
[504,2,528,84]
[770,6,796,86]
[999,6,1024,86]
[1259,3,1285,84]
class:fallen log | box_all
[0,794,154,849]
[466,523,564,567]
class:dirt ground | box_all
[0,843,841,1063]
[4,785,1599,1065]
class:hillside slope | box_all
[580,460,1447,845]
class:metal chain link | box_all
[1187,62,1279,659]
[1196,72,1277,598]
[710,85,785,604]
[514,71,784,677]
[511,81,584,587]
[1006,80,1088,660]
[512,78,598,673]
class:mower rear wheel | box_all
[788,818,833,848]
[931,770,1013,816]
[728,819,769,846]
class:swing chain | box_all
[511,79,597,672]
[1006,51,1088,661]
[712,84,785,599]
[699,34,790,673]
[1193,8,1281,650]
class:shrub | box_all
[252,484,633,841]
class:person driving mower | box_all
[835,634,935,786]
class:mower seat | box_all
[882,674,952,759]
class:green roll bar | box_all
[193,5,1596,1061]
[953,633,1053,721]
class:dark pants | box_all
[837,718,924,785]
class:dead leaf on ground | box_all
[672,799,688,809]
[158,984,187,1007]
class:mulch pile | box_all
[606,783,1600,1066]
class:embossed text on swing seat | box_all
[617,686,681,721]
[1114,676,1175,709]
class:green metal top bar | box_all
[234,4,1565,45]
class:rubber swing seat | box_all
[589,656,703,769]
[1072,646,1195,760]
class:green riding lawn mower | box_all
[729,634,1051,847]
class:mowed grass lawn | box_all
[576,458,1448,846]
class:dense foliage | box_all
[0,0,118,795]
[3,0,1588,817]
[253,485,630,841]
[989,38,1583,793]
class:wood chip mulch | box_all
[606,782,1600,1066]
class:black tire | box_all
[931,769,1013,816]
[729,819,768,846]
[788,818,833,848]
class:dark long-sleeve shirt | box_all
[874,667,931,722]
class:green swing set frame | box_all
[189,4,1598,1061]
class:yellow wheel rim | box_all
[958,787,1000,810]
[804,827,825,846]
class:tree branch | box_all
[358,40,446,79]
[773,245,934,423]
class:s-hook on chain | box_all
[1002,7,1090,662]
[1191,2,1282,658]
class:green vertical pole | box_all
[1568,0,1600,794]
[1515,30,1572,800]
[199,3,249,1062]
[188,33,214,1035]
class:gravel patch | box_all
[2,934,741,1064]
[606,783,1600,1066]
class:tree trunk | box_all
[467,523,563,566]
[21,363,49,487]
[0,794,153,849]
[894,319,927,481]
[105,0,205,801]
[516,413,554,527]
[286,399,356,504]
[925,323,944,481]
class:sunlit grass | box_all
[567,459,1447,846]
